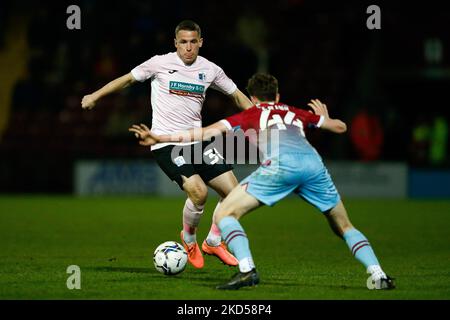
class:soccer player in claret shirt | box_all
[130,73,395,290]
[82,20,254,269]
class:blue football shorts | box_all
[240,152,340,213]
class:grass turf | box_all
[0,196,449,300]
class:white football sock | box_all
[206,227,221,246]
[239,257,255,273]
[367,265,387,281]
[182,198,204,244]
[182,229,197,244]
[206,200,223,246]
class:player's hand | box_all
[129,124,160,146]
[81,94,97,110]
[307,99,329,118]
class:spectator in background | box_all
[0,1,9,49]
[429,115,448,166]
[350,107,384,161]
[94,44,119,82]
[410,115,431,167]
[11,68,42,112]
[236,10,269,73]
[104,94,148,143]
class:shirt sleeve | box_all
[293,108,324,128]
[130,56,159,82]
[209,65,237,95]
[220,110,245,132]
[220,106,258,131]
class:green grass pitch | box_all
[0,196,449,300]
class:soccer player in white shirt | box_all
[81,20,253,269]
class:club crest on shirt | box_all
[198,72,206,82]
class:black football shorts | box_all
[151,142,233,189]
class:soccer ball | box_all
[153,241,188,275]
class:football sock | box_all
[367,265,387,281]
[206,200,223,247]
[343,228,380,269]
[206,223,222,247]
[238,257,255,273]
[182,198,204,244]
[218,216,255,273]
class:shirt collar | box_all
[174,52,199,67]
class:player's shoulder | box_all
[243,105,261,115]
[138,52,176,66]
[196,55,223,71]
[278,102,306,113]
[276,102,292,110]
[149,52,176,62]
[258,102,292,111]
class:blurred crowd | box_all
[0,0,449,192]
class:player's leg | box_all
[181,174,208,242]
[325,201,395,289]
[194,144,240,265]
[206,170,239,198]
[295,159,394,289]
[202,171,240,266]
[206,170,239,245]
[179,174,208,268]
[151,145,206,269]
[214,163,297,289]
[214,184,262,289]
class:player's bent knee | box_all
[184,183,208,206]
[213,208,228,225]
[207,173,239,199]
[214,206,240,225]
[190,189,208,206]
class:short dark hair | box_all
[246,73,279,101]
[175,20,201,37]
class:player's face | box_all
[174,30,203,65]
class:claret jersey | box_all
[220,102,324,158]
[131,52,237,150]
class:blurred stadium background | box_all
[0,0,449,196]
[0,0,450,300]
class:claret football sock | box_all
[218,216,254,272]
[343,228,380,269]
[182,198,204,244]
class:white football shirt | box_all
[131,52,237,150]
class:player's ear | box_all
[199,38,203,48]
[275,93,280,103]
[250,96,260,104]
[174,38,178,49]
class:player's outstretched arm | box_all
[129,122,229,146]
[308,99,347,134]
[230,89,253,110]
[81,73,136,110]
